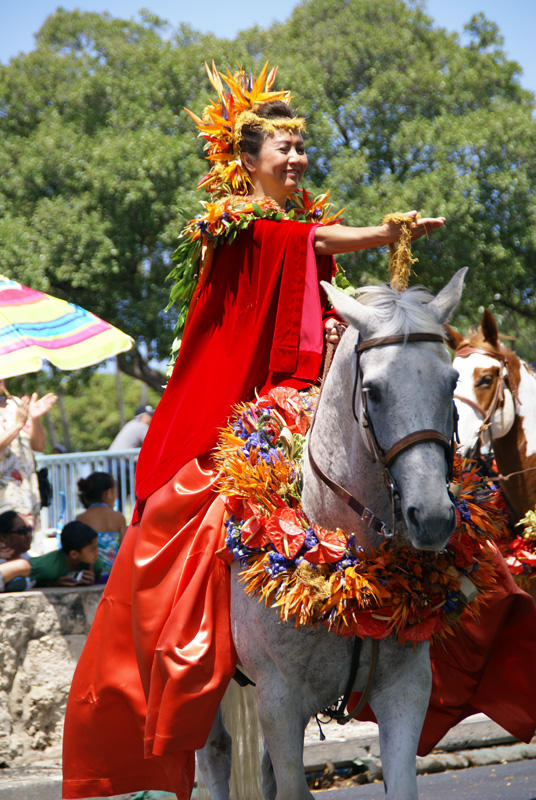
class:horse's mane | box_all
[354,284,444,338]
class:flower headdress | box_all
[184,61,306,196]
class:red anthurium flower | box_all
[267,387,309,434]
[304,530,346,564]
[400,614,442,643]
[265,508,306,558]
[241,515,269,548]
[353,610,393,639]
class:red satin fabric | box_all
[422,550,536,753]
[348,548,536,754]
[63,220,336,799]
[135,219,335,504]
[63,457,233,799]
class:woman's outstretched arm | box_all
[314,210,445,255]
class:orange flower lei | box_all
[214,387,506,644]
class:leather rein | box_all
[308,331,455,540]
[311,331,456,726]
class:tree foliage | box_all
[8,368,162,453]
[1,0,535,399]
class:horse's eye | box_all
[476,374,494,388]
[363,384,381,404]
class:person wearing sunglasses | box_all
[0,510,35,591]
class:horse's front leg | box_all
[256,674,313,800]
[367,638,431,800]
[196,707,231,800]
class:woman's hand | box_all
[14,396,30,429]
[383,210,445,243]
[324,318,345,345]
[29,392,57,419]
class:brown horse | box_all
[446,310,536,523]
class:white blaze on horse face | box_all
[518,362,536,457]
[453,352,515,453]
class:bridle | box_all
[308,331,457,539]
[453,344,536,488]
[452,345,510,462]
[310,329,456,728]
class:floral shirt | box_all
[0,399,40,522]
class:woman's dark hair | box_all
[61,521,97,553]
[238,101,297,159]
[78,471,115,509]
[0,510,21,536]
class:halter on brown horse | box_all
[446,309,536,523]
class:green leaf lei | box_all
[165,189,346,351]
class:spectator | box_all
[0,380,57,528]
[108,405,154,451]
[0,510,35,591]
[0,520,103,591]
[76,472,127,582]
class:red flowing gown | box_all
[62,219,536,800]
[62,219,336,799]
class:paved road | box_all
[312,759,536,799]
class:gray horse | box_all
[198,268,467,800]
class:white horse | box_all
[198,268,466,800]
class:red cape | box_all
[135,219,335,505]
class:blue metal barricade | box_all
[35,448,140,531]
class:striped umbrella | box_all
[0,275,133,378]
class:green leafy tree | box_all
[1,0,535,384]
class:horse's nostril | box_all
[407,506,419,527]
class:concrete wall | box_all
[0,586,102,767]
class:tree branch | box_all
[495,297,536,322]
[118,349,166,395]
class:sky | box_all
[0,0,535,96]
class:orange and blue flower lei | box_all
[213,386,506,644]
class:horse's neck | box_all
[494,358,536,518]
[303,334,391,548]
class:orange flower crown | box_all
[184,61,306,196]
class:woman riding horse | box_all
[62,64,533,800]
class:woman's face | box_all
[2,515,33,556]
[247,130,308,204]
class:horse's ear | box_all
[444,323,463,351]
[320,281,375,332]
[428,267,468,323]
[481,309,499,348]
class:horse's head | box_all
[446,310,516,456]
[320,269,466,551]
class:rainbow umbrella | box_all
[0,275,133,378]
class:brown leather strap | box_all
[382,429,452,467]
[454,393,484,417]
[307,442,391,536]
[455,345,506,364]
[357,332,445,354]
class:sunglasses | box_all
[10,526,33,536]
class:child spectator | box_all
[76,472,126,582]
[0,510,35,591]
[0,520,103,590]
